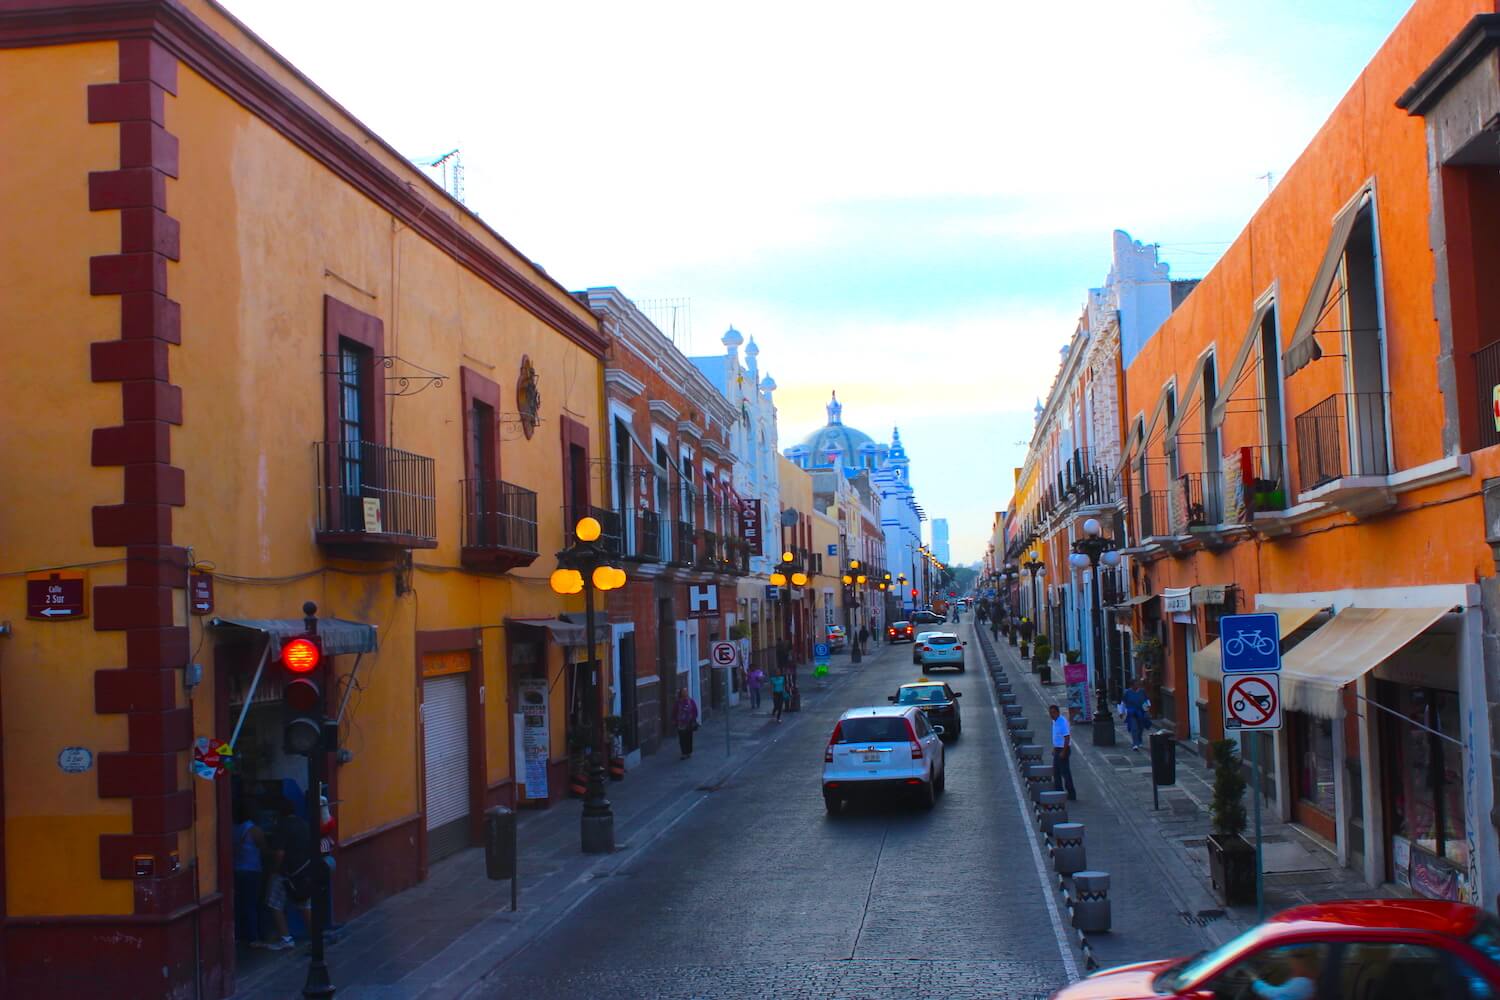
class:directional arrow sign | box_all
[27,571,87,621]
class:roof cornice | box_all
[1397,14,1500,115]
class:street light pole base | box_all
[1091,713,1117,747]
[581,813,615,854]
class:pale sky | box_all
[223,0,1415,563]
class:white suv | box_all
[917,632,966,672]
[821,705,946,814]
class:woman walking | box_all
[1122,679,1152,751]
[674,686,699,759]
[746,664,766,710]
[770,670,787,723]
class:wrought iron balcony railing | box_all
[1136,490,1169,540]
[1293,391,1390,494]
[1174,472,1223,529]
[461,480,538,569]
[316,440,437,549]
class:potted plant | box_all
[1032,635,1052,682]
[1206,738,1256,905]
[604,715,626,780]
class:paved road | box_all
[471,626,1075,999]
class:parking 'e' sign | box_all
[1218,612,1281,673]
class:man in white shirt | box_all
[1049,704,1077,800]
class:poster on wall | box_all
[1063,662,1091,723]
[1409,846,1463,902]
[518,679,550,800]
[1390,835,1412,889]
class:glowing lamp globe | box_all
[781,551,794,563]
[549,568,584,595]
[791,572,808,587]
[575,517,602,543]
[769,572,787,586]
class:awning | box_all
[1107,594,1157,611]
[1280,605,1451,719]
[1282,185,1372,376]
[208,617,378,656]
[1161,354,1209,443]
[1209,297,1276,427]
[1190,606,1322,683]
[507,617,612,647]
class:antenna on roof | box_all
[415,148,465,205]
[1256,170,1275,195]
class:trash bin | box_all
[484,806,516,881]
[1149,730,1176,786]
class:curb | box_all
[975,625,1099,974]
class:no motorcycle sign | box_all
[1223,673,1282,732]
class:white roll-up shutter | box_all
[422,674,470,832]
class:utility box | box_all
[484,806,516,881]
[1150,730,1176,786]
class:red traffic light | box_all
[910,588,918,598]
[281,636,321,674]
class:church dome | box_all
[799,392,879,470]
[745,337,760,357]
[760,373,777,391]
[722,326,743,347]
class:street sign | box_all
[189,572,214,615]
[1218,612,1282,673]
[814,642,830,660]
[1223,672,1282,731]
[710,640,739,669]
[827,544,837,557]
[813,642,830,677]
[26,570,87,621]
[766,585,780,601]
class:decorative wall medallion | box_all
[516,355,541,439]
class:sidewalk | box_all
[973,625,1391,971]
[230,657,864,1000]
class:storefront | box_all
[1260,588,1495,905]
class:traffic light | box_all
[280,634,325,756]
[910,588,919,598]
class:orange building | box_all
[0,1,614,994]
[1118,0,1500,909]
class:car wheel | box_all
[951,723,962,741]
[958,660,966,673]
[824,793,842,816]
[935,768,946,794]
[917,779,936,810]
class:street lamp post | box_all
[845,559,865,663]
[1070,517,1122,747]
[1021,551,1044,662]
[550,515,627,853]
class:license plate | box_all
[862,752,882,762]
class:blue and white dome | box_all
[722,326,744,348]
[794,392,883,472]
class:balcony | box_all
[1174,472,1222,529]
[669,520,695,568]
[316,440,437,555]
[1475,339,1500,449]
[622,508,666,564]
[1293,392,1395,517]
[1127,489,1172,557]
[564,505,623,559]
[461,480,539,571]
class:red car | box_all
[887,621,915,643]
[1051,899,1500,1000]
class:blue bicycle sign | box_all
[1219,612,1282,673]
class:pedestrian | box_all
[674,686,699,759]
[1249,949,1318,1000]
[770,669,787,722]
[857,626,869,656]
[257,796,314,950]
[1122,678,1151,751]
[746,664,765,710]
[1048,704,1077,800]
[232,797,266,946]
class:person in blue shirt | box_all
[1122,679,1152,751]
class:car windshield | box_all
[1469,913,1500,964]
[897,687,949,705]
[838,717,911,743]
[927,636,957,646]
[1156,926,1266,992]
[891,622,911,630]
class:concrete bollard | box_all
[1072,870,1111,932]
[1025,763,1053,803]
[1003,704,1023,719]
[1053,822,1086,875]
[1006,715,1027,733]
[1017,742,1043,765]
[1037,790,1068,835]
[1000,693,1019,708]
[1011,729,1033,749]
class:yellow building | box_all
[0,2,610,994]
